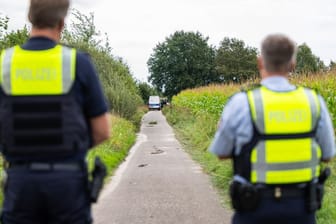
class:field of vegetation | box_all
[164,71,336,224]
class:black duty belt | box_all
[8,162,82,171]
[259,186,306,199]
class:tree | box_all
[63,9,100,46]
[147,31,216,98]
[329,61,336,71]
[316,57,327,72]
[295,43,324,74]
[0,15,29,50]
[215,37,258,83]
[63,10,143,119]
[0,27,29,50]
[137,82,159,104]
[0,15,9,39]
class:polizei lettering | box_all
[15,68,57,81]
[268,109,308,123]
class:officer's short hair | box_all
[28,0,70,28]
[261,34,297,73]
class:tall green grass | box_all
[166,72,336,223]
[86,115,137,176]
[172,84,239,117]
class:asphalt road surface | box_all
[93,111,232,224]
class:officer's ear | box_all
[289,61,296,73]
[257,56,266,74]
[257,56,264,71]
[57,19,65,32]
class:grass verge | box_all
[86,115,137,177]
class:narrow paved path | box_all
[93,111,232,224]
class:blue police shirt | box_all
[2,37,109,162]
[209,76,336,162]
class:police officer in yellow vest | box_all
[209,34,335,224]
[0,0,110,223]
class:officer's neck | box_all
[30,27,61,43]
[261,70,289,80]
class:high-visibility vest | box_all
[0,45,89,158]
[244,86,321,184]
[0,45,76,95]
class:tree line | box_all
[148,31,335,98]
[2,13,332,103]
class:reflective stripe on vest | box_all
[0,45,76,95]
[247,86,321,184]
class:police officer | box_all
[209,34,335,224]
[0,0,110,223]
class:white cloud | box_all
[1,0,336,81]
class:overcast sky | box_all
[1,0,336,82]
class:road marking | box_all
[191,165,203,174]
[99,133,147,199]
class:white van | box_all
[148,96,161,110]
